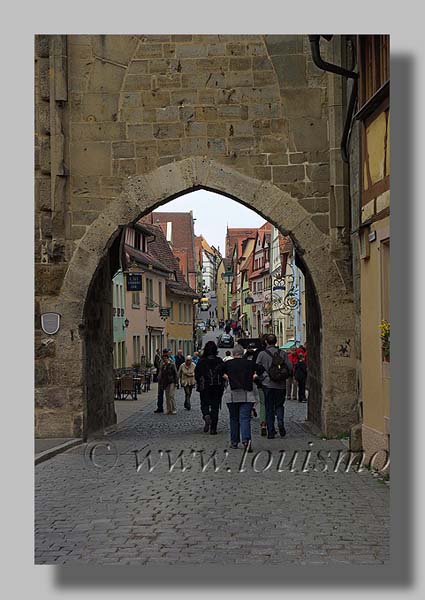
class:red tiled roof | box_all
[225,227,258,258]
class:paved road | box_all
[35,382,390,565]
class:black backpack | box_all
[265,349,291,382]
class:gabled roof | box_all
[144,223,198,299]
[225,227,258,258]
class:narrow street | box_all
[35,339,390,565]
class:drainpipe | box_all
[308,35,358,163]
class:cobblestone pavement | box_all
[35,385,390,565]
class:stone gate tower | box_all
[35,35,357,439]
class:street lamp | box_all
[222,270,234,321]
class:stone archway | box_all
[38,157,356,439]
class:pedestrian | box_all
[154,348,171,413]
[223,350,233,362]
[286,346,299,401]
[225,323,232,335]
[174,348,185,388]
[256,333,292,438]
[178,355,196,410]
[158,352,178,415]
[192,351,200,365]
[194,340,224,434]
[220,344,264,452]
[153,348,161,383]
[294,353,308,402]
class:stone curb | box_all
[35,438,84,465]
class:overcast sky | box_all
[155,189,266,255]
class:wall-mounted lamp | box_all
[124,318,130,328]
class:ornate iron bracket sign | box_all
[262,274,300,316]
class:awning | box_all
[280,339,300,349]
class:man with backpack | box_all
[256,333,292,439]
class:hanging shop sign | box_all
[159,308,170,318]
[127,273,143,291]
[245,297,254,304]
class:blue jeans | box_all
[263,387,285,436]
[227,402,253,444]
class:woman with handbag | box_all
[194,341,224,434]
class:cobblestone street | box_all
[35,385,390,565]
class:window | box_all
[132,291,140,308]
[132,336,141,365]
[170,301,174,322]
[115,284,119,309]
[359,35,390,107]
[134,230,141,250]
[158,281,163,307]
[146,278,154,308]
[178,302,182,323]
[183,303,187,323]
[113,342,117,368]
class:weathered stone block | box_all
[226,42,247,56]
[91,35,138,66]
[71,142,111,175]
[88,60,126,93]
[35,264,67,296]
[35,362,49,387]
[264,35,304,56]
[253,71,277,87]
[141,90,170,108]
[38,58,50,100]
[267,152,289,166]
[127,124,154,141]
[153,122,184,139]
[311,213,330,233]
[176,44,208,58]
[184,121,207,137]
[155,74,182,89]
[282,88,322,118]
[80,93,119,122]
[272,164,305,184]
[307,163,330,182]
[127,61,148,77]
[170,89,198,106]
[195,106,217,121]
[225,71,254,87]
[134,43,163,59]
[271,54,307,89]
[156,106,180,123]
[71,122,126,142]
[157,139,181,156]
[135,141,157,157]
[112,142,135,159]
[181,137,208,155]
[207,138,225,155]
[123,74,152,91]
[289,118,328,152]
[260,136,287,153]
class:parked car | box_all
[196,321,206,331]
[217,333,234,348]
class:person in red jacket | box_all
[286,346,299,401]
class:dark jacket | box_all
[175,353,185,370]
[294,361,307,382]
[195,355,224,391]
[158,361,178,386]
[219,357,264,391]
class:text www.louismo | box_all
[86,442,390,474]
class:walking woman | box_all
[221,344,264,451]
[158,353,178,414]
[194,341,224,434]
[178,355,196,410]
